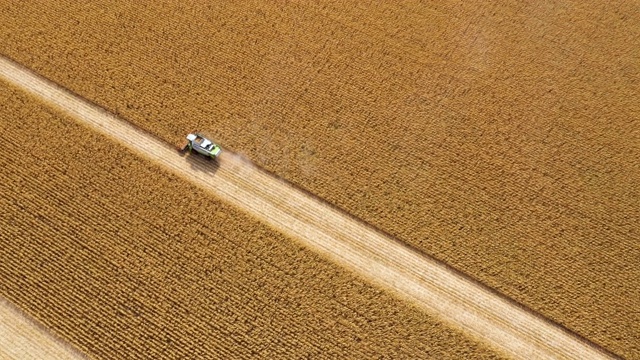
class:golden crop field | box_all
[1,0,638,358]
[0,81,504,358]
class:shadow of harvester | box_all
[178,147,220,176]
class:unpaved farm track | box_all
[0,57,615,359]
[0,298,86,360]
[1,80,504,359]
[2,3,637,356]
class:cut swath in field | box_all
[0,1,637,357]
[0,66,504,358]
[0,56,616,359]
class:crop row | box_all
[0,83,502,358]
[0,1,636,356]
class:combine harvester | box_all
[181,133,222,159]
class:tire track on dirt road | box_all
[0,55,617,359]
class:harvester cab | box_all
[182,133,222,159]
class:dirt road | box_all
[0,55,616,359]
[0,298,86,360]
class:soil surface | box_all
[0,298,86,360]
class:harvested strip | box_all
[0,298,87,360]
[0,2,637,357]
[0,67,503,358]
[0,55,614,359]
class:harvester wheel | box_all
[178,142,190,154]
